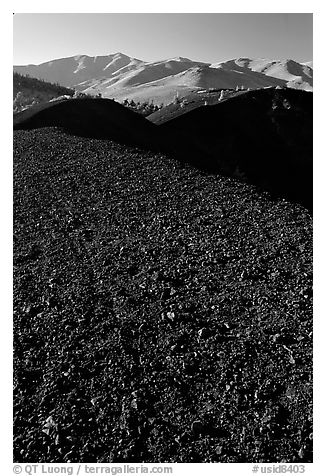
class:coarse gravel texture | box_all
[14,128,312,463]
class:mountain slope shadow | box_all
[13,97,165,151]
[155,88,313,209]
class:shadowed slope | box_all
[13,90,312,209]
[13,97,164,150]
[154,88,312,209]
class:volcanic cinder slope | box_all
[148,87,313,209]
[14,53,313,105]
[14,95,312,463]
[13,97,165,150]
[14,91,313,208]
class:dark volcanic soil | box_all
[14,128,312,463]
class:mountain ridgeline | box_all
[14,53,313,105]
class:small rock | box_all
[42,416,57,435]
[46,296,58,309]
[218,323,230,334]
[216,208,224,218]
[160,288,171,300]
[298,447,305,459]
[216,445,223,455]
[91,397,101,406]
[25,305,42,318]
[191,420,204,434]
[138,323,146,332]
[198,327,210,339]
[130,399,138,410]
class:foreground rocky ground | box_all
[14,128,312,463]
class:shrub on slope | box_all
[147,88,244,125]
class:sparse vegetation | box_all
[122,98,163,117]
[73,90,94,99]
[13,73,75,112]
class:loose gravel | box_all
[14,128,312,463]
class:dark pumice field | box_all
[14,123,312,463]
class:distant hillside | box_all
[147,88,246,125]
[13,72,75,112]
[14,54,313,106]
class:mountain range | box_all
[14,53,313,105]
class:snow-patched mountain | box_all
[211,58,313,91]
[14,54,313,105]
[14,53,145,87]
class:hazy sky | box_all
[13,13,313,65]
